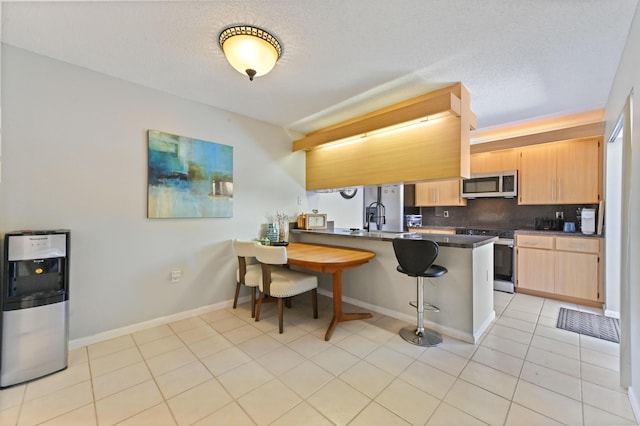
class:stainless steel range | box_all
[455,227,515,293]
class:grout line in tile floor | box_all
[0,291,636,425]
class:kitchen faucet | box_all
[365,186,386,231]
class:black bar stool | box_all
[392,238,447,347]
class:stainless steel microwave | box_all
[461,170,518,198]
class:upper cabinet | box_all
[471,109,605,206]
[554,139,601,204]
[415,179,467,206]
[517,143,557,204]
[470,149,517,174]
[295,83,475,190]
[518,138,601,205]
[434,135,601,206]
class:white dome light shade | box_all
[219,26,282,81]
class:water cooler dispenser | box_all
[1,230,69,387]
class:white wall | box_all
[604,0,640,413]
[0,45,309,340]
[306,188,364,229]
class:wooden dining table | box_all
[285,242,376,341]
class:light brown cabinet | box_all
[516,235,555,294]
[515,234,602,304]
[554,237,600,301]
[299,84,473,190]
[415,179,467,207]
[470,149,517,174]
[518,138,601,205]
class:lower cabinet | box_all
[515,234,602,304]
[517,246,555,294]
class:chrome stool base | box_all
[400,325,442,347]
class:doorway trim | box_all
[617,92,632,389]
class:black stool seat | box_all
[393,238,447,347]
[396,264,447,278]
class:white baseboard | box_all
[72,287,491,350]
[317,289,478,344]
[68,295,250,350]
[629,386,640,423]
[473,310,496,343]
[604,308,621,319]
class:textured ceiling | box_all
[2,1,637,136]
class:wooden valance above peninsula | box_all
[293,83,475,191]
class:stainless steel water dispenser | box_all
[1,230,69,387]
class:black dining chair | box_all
[392,238,447,347]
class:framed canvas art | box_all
[147,130,233,218]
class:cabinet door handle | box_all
[551,179,555,201]
[558,181,562,200]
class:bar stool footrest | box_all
[425,303,439,312]
[408,301,440,312]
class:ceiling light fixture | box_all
[218,25,282,81]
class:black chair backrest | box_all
[392,238,439,276]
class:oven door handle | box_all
[495,238,514,247]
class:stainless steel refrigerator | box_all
[363,184,404,231]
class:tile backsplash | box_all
[415,197,599,231]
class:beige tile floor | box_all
[0,291,636,425]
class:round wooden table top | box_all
[285,242,376,273]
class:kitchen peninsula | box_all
[290,229,496,343]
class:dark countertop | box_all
[515,229,604,239]
[411,224,604,239]
[290,228,497,249]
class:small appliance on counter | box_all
[405,215,422,229]
[534,217,564,231]
[297,212,328,230]
[581,208,596,234]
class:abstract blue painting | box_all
[147,130,233,218]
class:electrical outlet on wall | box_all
[444,211,449,218]
[170,270,182,283]
[556,211,564,219]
